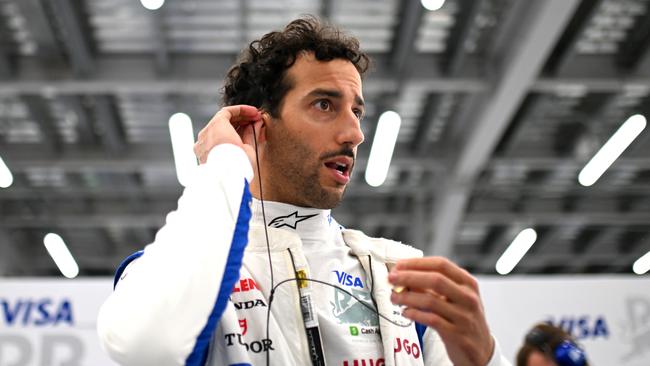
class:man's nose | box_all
[338,111,365,148]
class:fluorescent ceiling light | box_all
[578,114,646,186]
[169,112,198,187]
[421,0,446,11]
[0,155,13,188]
[495,228,537,275]
[633,251,650,275]
[140,0,164,10]
[365,111,401,187]
[43,233,79,279]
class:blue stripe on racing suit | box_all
[184,180,252,366]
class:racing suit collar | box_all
[250,198,341,245]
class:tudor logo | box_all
[268,211,317,229]
[224,333,274,353]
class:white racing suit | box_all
[97,144,511,366]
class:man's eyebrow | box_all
[307,88,365,107]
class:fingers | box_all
[400,307,452,337]
[391,289,461,324]
[392,257,494,366]
[395,257,479,292]
[217,104,262,122]
[220,106,262,132]
[194,105,262,164]
[388,270,477,308]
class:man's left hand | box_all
[388,257,494,366]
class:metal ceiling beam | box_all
[58,95,97,145]
[0,212,413,229]
[3,144,173,170]
[492,93,541,156]
[410,93,442,153]
[5,54,650,94]
[465,211,650,226]
[150,8,170,74]
[617,2,650,71]
[463,251,638,272]
[543,0,604,75]
[20,95,61,152]
[0,44,13,79]
[0,54,486,94]
[0,182,426,200]
[489,156,650,170]
[472,224,526,272]
[91,95,126,153]
[573,227,625,270]
[45,0,96,77]
[390,0,424,79]
[427,0,581,258]
[0,75,485,96]
[441,0,482,76]
[320,0,332,20]
[410,192,429,249]
[499,92,617,157]
[476,183,650,196]
[0,229,19,275]
[5,210,643,229]
[5,143,650,172]
[14,0,65,64]
[2,145,444,172]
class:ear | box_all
[255,111,271,144]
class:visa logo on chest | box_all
[1,298,74,327]
[333,270,364,288]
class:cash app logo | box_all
[349,326,359,336]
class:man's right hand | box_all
[194,105,263,166]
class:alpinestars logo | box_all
[268,211,317,229]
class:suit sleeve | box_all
[421,327,512,366]
[96,144,254,366]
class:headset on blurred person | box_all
[517,323,588,366]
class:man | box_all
[97,17,510,366]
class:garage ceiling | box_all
[0,0,648,276]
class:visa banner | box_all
[1,276,649,365]
[0,279,116,366]
[479,276,650,366]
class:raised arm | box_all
[97,106,262,366]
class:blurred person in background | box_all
[517,323,588,366]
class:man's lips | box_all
[323,156,353,176]
[323,156,353,184]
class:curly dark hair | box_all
[221,16,370,118]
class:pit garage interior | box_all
[0,0,649,278]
